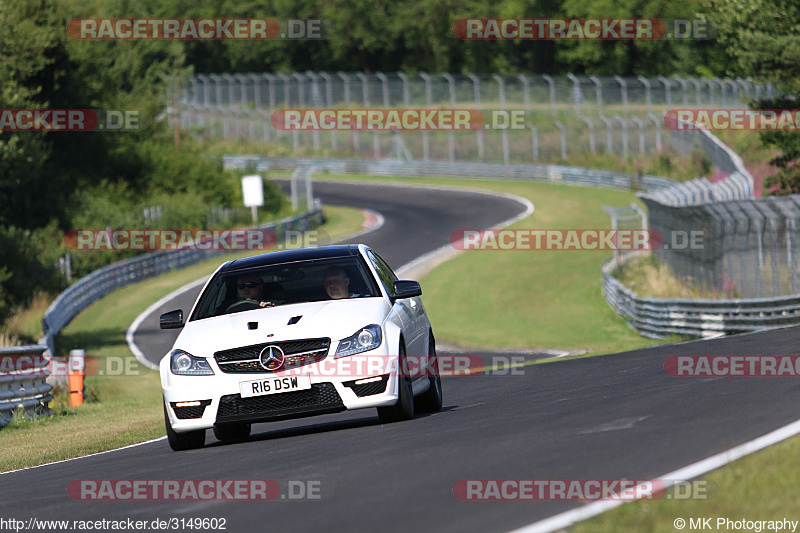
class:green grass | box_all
[314,172,670,355]
[0,205,366,471]
[570,434,800,532]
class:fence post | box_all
[674,76,689,107]
[554,120,567,159]
[648,112,663,152]
[688,77,702,107]
[397,72,410,106]
[542,74,556,118]
[599,115,613,154]
[581,117,596,154]
[443,73,457,161]
[657,75,672,108]
[528,123,539,161]
[614,76,628,115]
[567,73,583,116]
[468,73,485,160]
[637,75,653,114]
[492,74,510,163]
[419,72,432,160]
[615,116,629,158]
[589,75,603,115]
[631,116,645,154]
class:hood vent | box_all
[247,322,258,330]
[288,316,302,325]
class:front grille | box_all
[344,375,389,397]
[214,338,330,373]
[171,400,212,419]
[217,383,344,422]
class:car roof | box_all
[220,244,363,273]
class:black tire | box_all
[213,422,252,441]
[377,342,415,423]
[164,401,206,451]
[415,333,443,414]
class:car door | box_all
[367,250,426,359]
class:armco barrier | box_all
[223,155,675,193]
[0,345,52,427]
[602,253,800,338]
[40,209,323,356]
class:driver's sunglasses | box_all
[237,282,261,289]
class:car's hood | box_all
[173,298,390,357]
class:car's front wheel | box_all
[164,400,206,451]
[415,332,443,414]
[377,342,415,423]
[213,422,251,442]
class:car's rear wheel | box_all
[164,400,205,451]
[415,332,443,414]
[377,342,415,423]
[213,422,252,441]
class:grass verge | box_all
[0,205,366,471]
[314,172,678,355]
[570,434,800,532]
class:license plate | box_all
[239,375,311,398]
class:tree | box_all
[706,0,800,194]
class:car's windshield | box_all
[191,256,381,320]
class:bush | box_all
[0,223,65,325]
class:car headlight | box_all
[170,349,214,375]
[335,325,382,358]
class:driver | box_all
[324,266,358,299]
[227,274,275,311]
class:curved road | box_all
[3,181,800,533]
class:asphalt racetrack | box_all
[4,180,800,533]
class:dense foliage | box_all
[0,0,795,328]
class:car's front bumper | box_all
[160,351,405,433]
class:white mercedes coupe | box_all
[159,244,442,450]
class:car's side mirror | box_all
[392,280,422,301]
[160,309,184,329]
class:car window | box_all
[191,256,381,320]
[367,250,397,297]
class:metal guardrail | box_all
[40,209,323,356]
[0,345,52,427]
[223,155,675,193]
[602,254,800,338]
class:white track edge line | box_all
[18,186,526,472]
[0,437,167,476]
[510,417,800,533]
